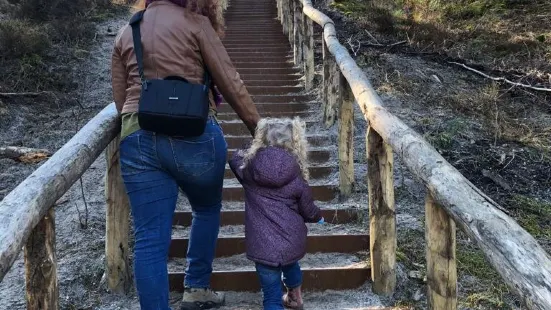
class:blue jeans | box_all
[120,119,227,310]
[255,262,302,310]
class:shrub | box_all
[15,0,115,21]
[0,19,50,58]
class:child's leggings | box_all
[255,262,302,310]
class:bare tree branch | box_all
[449,62,551,93]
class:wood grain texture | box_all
[24,208,58,310]
[338,72,354,197]
[367,127,396,295]
[105,135,131,294]
[426,194,457,310]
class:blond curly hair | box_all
[241,117,310,180]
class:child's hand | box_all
[317,217,325,224]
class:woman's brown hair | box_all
[135,0,225,37]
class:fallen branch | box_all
[0,146,51,163]
[362,40,407,48]
[0,91,55,98]
[482,169,513,191]
[364,30,380,45]
[449,62,551,93]
[346,37,361,56]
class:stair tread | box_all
[168,267,370,292]
[168,234,369,258]
[168,252,369,273]
[172,224,367,239]
[172,208,363,226]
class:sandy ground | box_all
[3,1,542,309]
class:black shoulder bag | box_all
[129,10,212,137]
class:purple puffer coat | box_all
[229,147,322,267]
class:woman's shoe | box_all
[282,286,304,310]
[180,287,225,310]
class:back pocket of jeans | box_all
[169,137,215,177]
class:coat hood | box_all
[247,147,300,188]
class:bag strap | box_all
[129,10,211,91]
[130,10,146,87]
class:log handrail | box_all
[0,103,120,307]
[282,0,551,308]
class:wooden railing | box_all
[278,0,551,309]
[1,0,550,309]
[0,104,125,308]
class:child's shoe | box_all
[283,286,304,310]
[180,287,225,310]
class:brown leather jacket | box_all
[111,1,260,134]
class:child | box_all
[229,117,324,310]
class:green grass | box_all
[508,195,551,239]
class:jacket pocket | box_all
[169,136,215,177]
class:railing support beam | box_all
[25,208,58,310]
[338,72,354,197]
[322,39,338,127]
[303,15,314,90]
[426,194,457,310]
[105,135,132,294]
[367,127,396,295]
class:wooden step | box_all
[238,86,303,95]
[220,119,314,135]
[222,185,337,201]
[222,183,336,201]
[217,111,310,120]
[240,80,299,87]
[223,38,290,44]
[224,165,333,179]
[218,102,309,113]
[169,234,369,258]
[224,134,329,148]
[226,148,331,164]
[233,68,301,75]
[228,52,293,59]
[168,266,371,292]
[173,208,362,226]
[223,94,312,104]
[240,73,299,82]
[226,46,291,52]
[230,56,294,63]
[233,62,295,69]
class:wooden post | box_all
[338,73,354,197]
[105,135,131,294]
[282,0,286,32]
[277,0,282,22]
[24,208,58,310]
[426,193,457,310]
[288,0,294,44]
[279,0,289,34]
[294,0,303,66]
[367,127,396,295]
[303,16,314,90]
[322,38,339,128]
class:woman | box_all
[110,0,260,309]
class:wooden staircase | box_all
[167,0,371,293]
